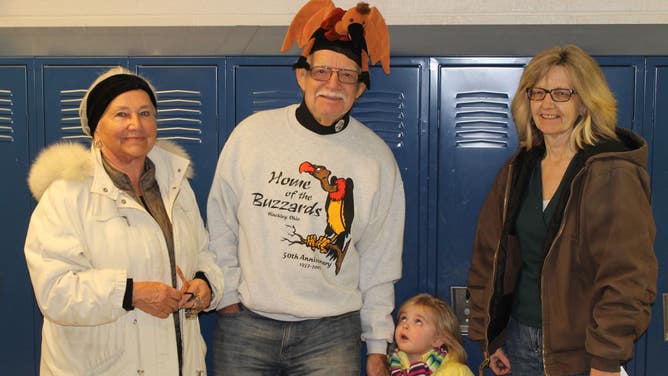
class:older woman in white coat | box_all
[24,67,223,376]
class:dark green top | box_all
[512,161,565,328]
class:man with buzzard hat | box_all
[207,1,404,375]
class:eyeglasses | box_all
[526,87,577,102]
[306,65,361,84]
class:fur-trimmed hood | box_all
[28,140,193,201]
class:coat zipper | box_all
[539,168,585,376]
[481,163,514,375]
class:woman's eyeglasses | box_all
[526,87,577,102]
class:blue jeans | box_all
[505,318,589,376]
[212,306,361,375]
[505,317,544,375]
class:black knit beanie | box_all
[85,74,158,135]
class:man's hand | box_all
[366,353,389,376]
[489,347,512,375]
[133,281,182,318]
[218,303,242,315]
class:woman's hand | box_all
[590,368,620,376]
[489,347,512,375]
[132,281,182,318]
[180,277,212,311]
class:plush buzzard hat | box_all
[281,0,390,88]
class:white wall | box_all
[1,0,668,27]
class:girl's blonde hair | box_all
[397,293,467,363]
[511,44,619,150]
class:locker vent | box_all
[156,89,204,143]
[0,89,14,143]
[59,88,205,143]
[354,90,406,150]
[251,90,302,114]
[454,91,511,149]
[59,89,88,141]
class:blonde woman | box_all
[467,44,657,376]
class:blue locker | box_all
[0,62,37,376]
[37,59,130,146]
[132,59,224,214]
[596,57,646,136]
[433,57,528,372]
[644,58,668,376]
[224,56,303,141]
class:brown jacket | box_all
[467,128,657,375]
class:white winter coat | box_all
[24,141,223,376]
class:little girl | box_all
[389,293,474,376]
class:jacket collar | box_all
[28,140,191,202]
[512,128,647,171]
[90,142,190,206]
